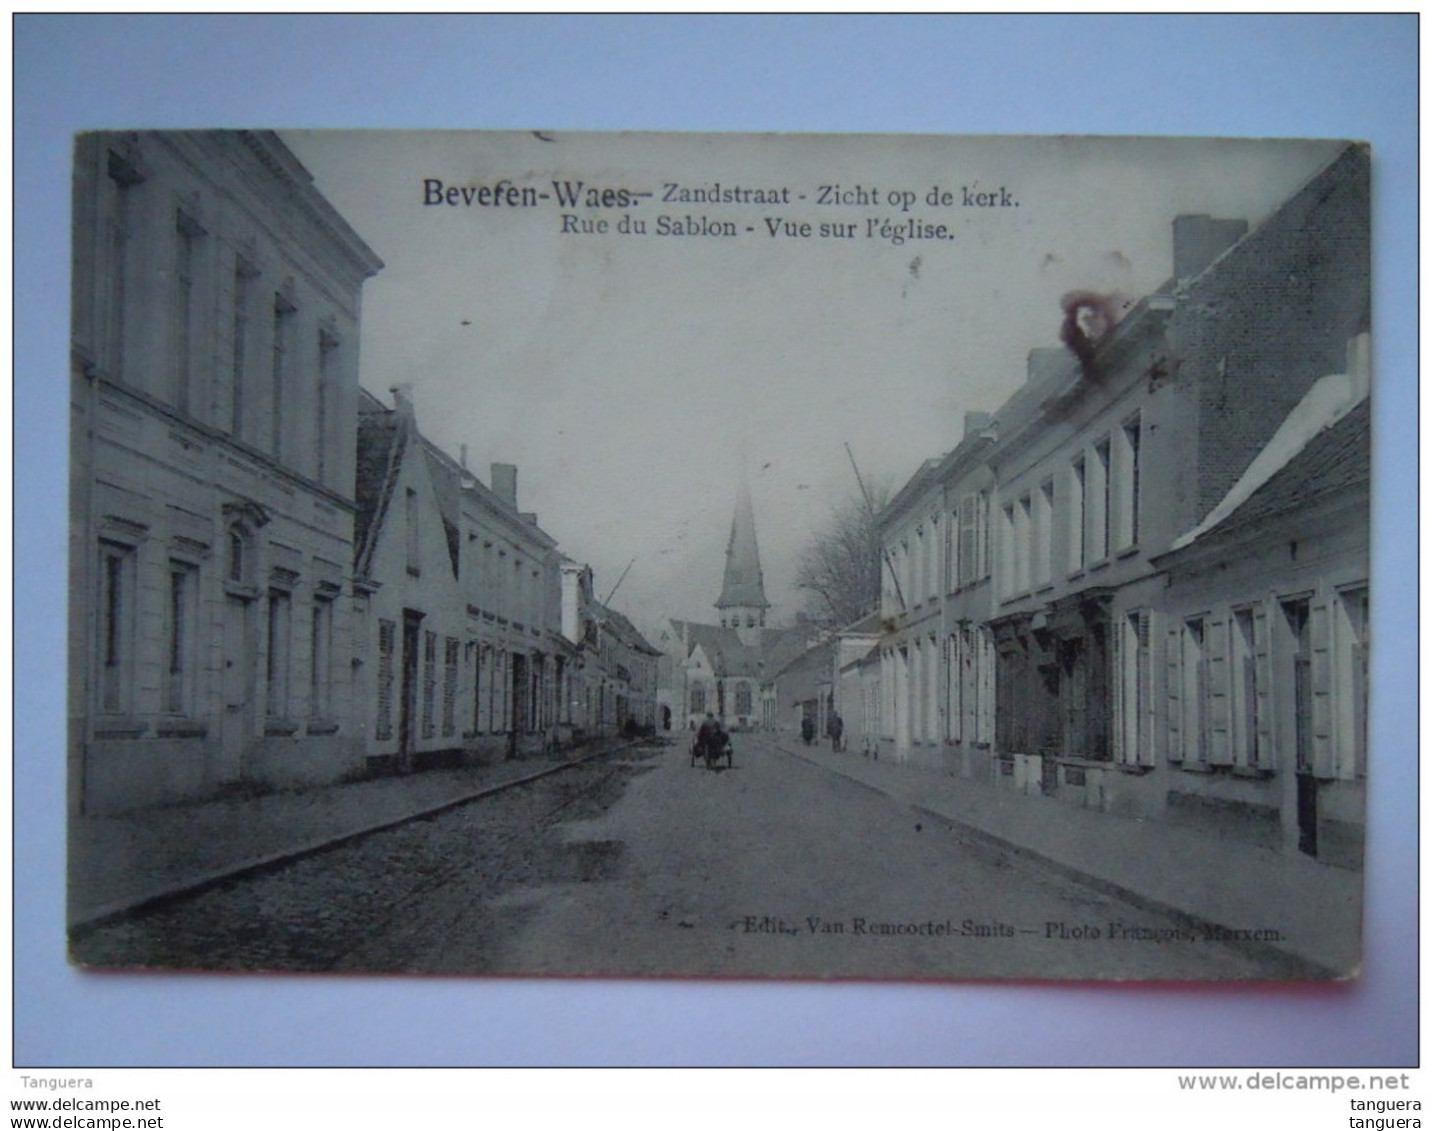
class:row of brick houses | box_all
[847,143,1370,867]
[68,130,657,817]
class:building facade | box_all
[354,386,576,768]
[1155,393,1370,867]
[875,143,1370,863]
[68,131,383,815]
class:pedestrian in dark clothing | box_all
[697,712,718,757]
[829,711,844,752]
[710,719,730,766]
[801,715,814,745]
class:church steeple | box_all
[716,481,769,644]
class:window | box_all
[104,147,144,380]
[471,644,484,733]
[1116,611,1153,766]
[945,506,957,592]
[376,619,396,740]
[97,542,133,713]
[925,634,939,740]
[270,294,294,461]
[958,496,976,583]
[227,528,246,584]
[945,633,961,742]
[171,212,204,415]
[923,521,937,603]
[1060,640,1089,758]
[406,488,420,576]
[1170,618,1209,764]
[1015,495,1032,594]
[165,562,197,714]
[1000,503,1017,598]
[1091,439,1111,562]
[1035,479,1054,587]
[907,640,922,743]
[1114,415,1142,551]
[1230,606,1271,770]
[229,258,255,439]
[1334,587,1369,779]
[1281,598,1313,774]
[316,330,338,485]
[310,596,333,721]
[266,589,292,718]
[735,683,752,716]
[690,685,706,715]
[975,627,995,746]
[1068,458,1086,573]
[978,492,991,578]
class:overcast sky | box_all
[282,130,1341,636]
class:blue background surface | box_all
[14,13,1417,1067]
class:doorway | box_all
[221,593,253,781]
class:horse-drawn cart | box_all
[690,731,733,770]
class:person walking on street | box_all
[829,711,844,753]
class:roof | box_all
[354,391,408,576]
[1172,377,1369,551]
[672,615,824,682]
[1188,396,1369,546]
[774,638,838,702]
[599,604,662,656]
[421,441,463,578]
[715,482,770,610]
[838,610,885,637]
[685,623,762,677]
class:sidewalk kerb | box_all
[69,739,641,937]
[776,739,1339,981]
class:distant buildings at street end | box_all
[655,486,836,738]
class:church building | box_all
[658,485,823,732]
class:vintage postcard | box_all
[67,130,1369,980]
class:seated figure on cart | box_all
[691,712,733,770]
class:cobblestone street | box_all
[70,745,660,973]
[72,736,1282,980]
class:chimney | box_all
[389,383,415,417]
[963,411,991,440]
[491,462,518,509]
[459,443,468,470]
[1172,215,1248,282]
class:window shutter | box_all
[1165,625,1182,762]
[977,630,994,746]
[1207,614,1232,765]
[1136,612,1155,766]
[1350,589,1368,778]
[959,496,975,582]
[946,634,960,742]
[1253,605,1273,769]
[1310,598,1335,777]
[1112,616,1126,764]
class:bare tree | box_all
[794,484,888,630]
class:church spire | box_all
[716,481,769,641]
